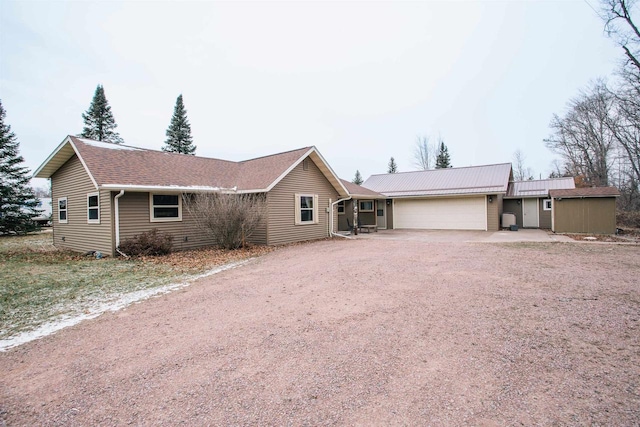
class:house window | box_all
[337,201,345,215]
[359,200,374,212]
[295,193,318,225]
[58,197,68,224]
[150,194,182,222]
[87,192,100,223]
[543,199,552,211]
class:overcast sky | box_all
[1,0,623,188]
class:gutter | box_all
[113,190,128,257]
[330,196,352,239]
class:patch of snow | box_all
[101,184,238,192]
[0,259,250,352]
[78,138,141,151]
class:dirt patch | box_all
[1,239,639,425]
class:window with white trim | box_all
[295,193,318,225]
[87,192,100,223]
[58,197,68,224]
[150,194,182,222]
[543,199,552,211]
[359,200,374,212]
[337,200,345,215]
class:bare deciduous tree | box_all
[545,80,617,187]
[512,149,534,181]
[413,135,436,170]
[602,0,640,77]
[183,192,266,250]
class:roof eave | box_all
[33,136,76,179]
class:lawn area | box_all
[0,232,272,341]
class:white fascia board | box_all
[262,147,349,197]
[263,148,315,193]
[33,136,99,190]
[68,138,99,190]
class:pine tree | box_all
[435,142,452,169]
[0,100,39,234]
[80,85,123,144]
[352,170,363,185]
[163,94,196,155]
[387,157,398,173]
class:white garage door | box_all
[394,197,487,230]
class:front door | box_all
[523,198,539,228]
[376,201,387,229]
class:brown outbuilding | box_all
[550,187,620,235]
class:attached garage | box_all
[394,196,487,230]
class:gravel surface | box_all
[1,239,639,426]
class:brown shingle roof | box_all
[549,187,620,198]
[35,136,347,195]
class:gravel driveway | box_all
[1,239,639,425]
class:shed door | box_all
[394,197,486,230]
[523,198,539,228]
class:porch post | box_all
[353,198,358,235]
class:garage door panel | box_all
[394,197,486,230]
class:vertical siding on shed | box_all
[538,198,552,229]
[553,198,617,234]
[51,155,113,255]
[486,195,500,231]
[266,157,339,245]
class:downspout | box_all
[114,190,128,257]
[330,196,352,239]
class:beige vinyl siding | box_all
[117,192,268,252]
[118,192,214,251]
[51,155,113,255]
[267,157,339,245]
[486,194,500,231]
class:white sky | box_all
[0,0,623,188]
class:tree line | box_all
[80,85,196,155]
[546,0,640,210]
[351,137,452,185]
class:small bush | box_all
[118,229,173,256]
[617,211,640,228]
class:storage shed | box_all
[550,187,620,234]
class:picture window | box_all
[150,194,182,222]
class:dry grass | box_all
[0,233,274,340]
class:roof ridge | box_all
[239,146,313,163]
[367,162,512,177]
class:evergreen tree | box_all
[435,142,452,169]
[352,170,363,185]
[163,94,196,155]
[80,85,123,144]
[0,100,39,234]
[387,157,398,173]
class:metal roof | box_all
[505,177,575,198]
[362,163,512,198]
